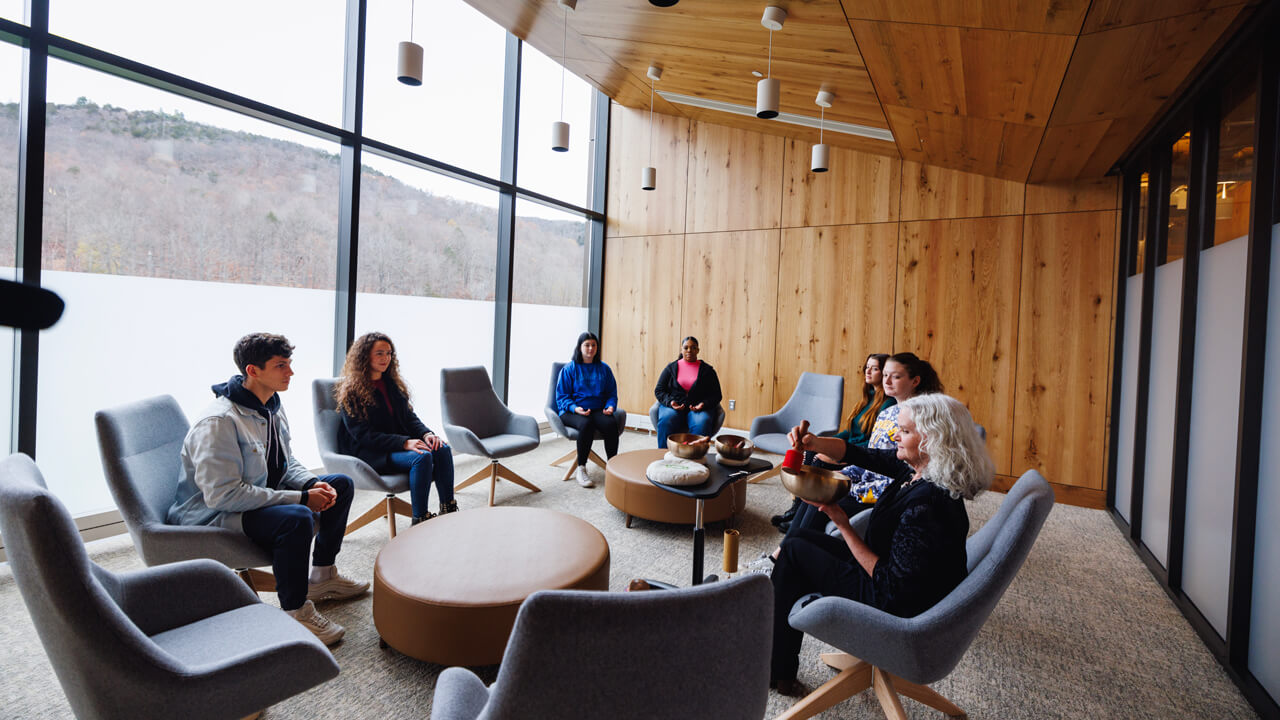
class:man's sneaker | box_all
[307,572,370,602]
[575,466,595,488]
[745,552,776,576]
[287,600,344,646]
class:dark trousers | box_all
[241,473,354,611]
[785,496,871,538]
[560,411,620,466]
[770,529,877,682]
[385,446,454,517]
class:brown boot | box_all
[411,512,436,526]
[439,499,460,514]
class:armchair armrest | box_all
[113,559,260,636]
[749,413,780,439]
[443,423,486,456]
[504,412,539,441]
[432,667,492,720]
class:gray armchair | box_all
[312,377,412,538]
[749,371,844,482]
[780,469,1055,720]
[0,453,339,720]
[431,574,773,720]
[440,366,541,506]
[95,395,275,592]
[545,361,628,481]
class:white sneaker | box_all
[288,600,345,646]
[575,466,595,488]
[307,571,370,602]
[745,552,776,577]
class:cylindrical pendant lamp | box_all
[397,41,423,86]
[811,143,830,173]
[551,121,570,153]
[642,166,656,191]
[756,77,780,119]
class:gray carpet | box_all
[0,431,1259,719]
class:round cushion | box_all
[373,506,610,666]
[647,458,709,486]
[605,449,747,525]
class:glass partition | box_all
[1135,172,1149,273]
[1213,76,1255,247]
[49,0,346,126]
[1166,132,1190,263]
[354,153,498,426]
[37,59,340,516]
[507,199,589,419]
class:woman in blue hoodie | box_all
[555,332,620,488]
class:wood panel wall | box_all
[603,103,1120,506]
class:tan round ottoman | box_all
[605,448,747,528]
[372,506,610,666]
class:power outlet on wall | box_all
[728,399,736,410]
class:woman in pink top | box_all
[653,336,723,447]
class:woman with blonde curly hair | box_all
[335,332,456,524]
[766,393,992,695]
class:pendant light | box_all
[643,65,662,191]
[756,6,786,119]
[551,0,576,152]
[397,0,423,86]
[812,90,833,173]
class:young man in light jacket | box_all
[168,332,368,645]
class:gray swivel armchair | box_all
[748,371,844,482]
[779,469,1055,720]
[431,574,773,720]
[545,361,628,481]
[0,453,339,720]
[440,366,541,506]
[312,377,412,538]
[95,395,275,592]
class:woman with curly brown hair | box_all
[335,332,456,524]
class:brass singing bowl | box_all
[780,465,852,505]
[713,434,754,462]
[667,433,710,460]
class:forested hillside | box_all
[0,100,586,306]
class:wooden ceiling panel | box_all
[1049,8,1244,127]
[1027,116,1151,182]
[1081,0,1242,33]
[588,36,886,129]
[839,0,1091,34]
[851,21,1074,124]
[887,106,1044,181]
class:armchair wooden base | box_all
[345,492,413,539]
[776,653,966,720]
[235,568,277,594]
[750,465,781,484]
[550,449,607,481]
[456,460,541,507]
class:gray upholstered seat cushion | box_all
[476,432,542,457]
[751,431,792,455]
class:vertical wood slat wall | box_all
[603,104,1120,504]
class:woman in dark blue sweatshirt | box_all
[555,332,620,488]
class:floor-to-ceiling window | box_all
[0,0,607,517]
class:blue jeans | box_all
[386,446,454,517]
[241,473,354,611]
[655,405,717,447]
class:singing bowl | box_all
[667,433,710,460]
[714,434,754,462]
[780,465,851,505]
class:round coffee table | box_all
[373,506,610,666]
[604,448,747,527]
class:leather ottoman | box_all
[604,448,747,528]
[373,506,610,666]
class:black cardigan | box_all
[337,380,431,468]
[839,443,971,618]
[653,359,723,409]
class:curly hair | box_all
[845,352,891,437]
[335,332,410,419]
[901,394,993,500]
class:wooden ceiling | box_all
[461,0,1256,183]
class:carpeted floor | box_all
[0,430,1259,719]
